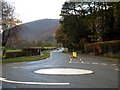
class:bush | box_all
[84,40,120,57]
[5,47,42,59]
[5,51,39,59]
[2,50,50,63]
[5,47,55,59]
[42,47,56,50]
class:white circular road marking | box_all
[0,77,69,85]
[34,68,94,75]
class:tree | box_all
[56,1,120,51]
[112,2,120,40]
[55,25,66,47]
[59,2,91,50]
[2,0,22,49]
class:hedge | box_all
[5,51,39,59]
[5,47,56,59]
[84,40,120,58]
[5,47,41,59]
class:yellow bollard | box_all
[72,52,77,58]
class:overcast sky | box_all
[7,0,66,23]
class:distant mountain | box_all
[19,19,60,42]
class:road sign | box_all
[72,52,77,58]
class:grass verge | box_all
[1,50,50,63]
[6,49,22,53]
[109,58,120,62]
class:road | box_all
[1,50,119,88]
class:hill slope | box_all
[20,19,60,42]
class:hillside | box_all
[19,19,60,42]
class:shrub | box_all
[5,51,39,59]
[5,47,56,59]
[84,43,93,54]
[42,47,56,50]
[5,47,42,59]
[84,40,120,57]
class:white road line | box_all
[46,58,49,60]
[0,77,69,85]
[0,86,2,89]
[12,66,39,69]
[114,69,119,71]
[12,67,20,69]
[69,59,72,63]
[79,59,84,63]
[70,59,72,61]
[84,62,90,64]
[91,63,99,65]
[72,62,90,64]
[111,64,117,66]
[69,61,72,63]
[49,56,52,59]
[101,63,107,65]
[73,62,82,64]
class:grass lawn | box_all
[1,50,50,63]
[6,49,22,53]
[109,58,120,62]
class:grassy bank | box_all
[1,50,50,63]
[6,49,22,53]
[109,58,120,62]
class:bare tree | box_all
[1,0,22,54]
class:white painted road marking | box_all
[0,77,69,85]
[12,67,21,69]
[111,64,117,66]
[79,59,84,63]
[73,62,82,64]
[84,62,90,64]
[101,63,107,65]
[73,62,90,64]
[34,68,94,75]
[69,59,72,63]
[12,66,39,69]
[114,69,119,71]
[70,59,72,61]
[69,61,72,63]
[92,63,99,65]
[69,58,84,64]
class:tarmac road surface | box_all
[1,50,119,88]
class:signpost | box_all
[72,52,77,58]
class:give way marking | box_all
[0,77,69,85]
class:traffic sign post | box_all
[72,52,77,58]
